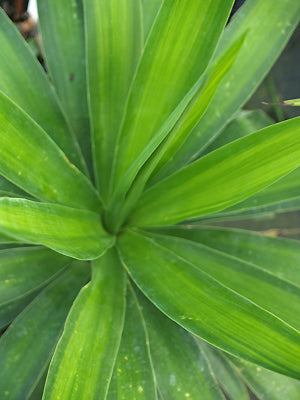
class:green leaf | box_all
[160,226,300,287]
[129,117,300,226]
[141,0,162,40]
[217,167,300,216]
[140,230,300,331]
[0,91,101,211]
[83,0,143,202]
[199,341,250,400]
[37,0,92,174]
[0,246,69,305]
[106,33,245,231]
[107,284,157,400]
[0,198,114,260]
[43,249,126,400]
[0,175,30,198]
[0,8,86,173]
[159,0,300,177]
[136,290,225,400]
[229,356,300,400]
[118,229,300,378]
[111,0,235,193]
[0,262,89,400]
[0,290,38,330]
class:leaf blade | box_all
[0,91,101,211]
[129,117,300,226]
[83,0,143,201]
[0,198,114,260]
[118,229,300,378]
[43,249,126,400]
[0,8,86,173]
[0,262,89,400]
[37,0,92,174]
[159,0,300,176]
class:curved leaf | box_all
[107,284,157,400]
[0,262,89,400]
[0,198,114,260]
[129,117,300,226]
[37,0,92,174]
[83,0,143,202]
[136,290,225,400]
[0,246,69,305]
[0,91,101,211]
[43,249,126,400]
[0,8,86,173]
[118,229,300,378]
[159,0,300,178]
[111,0,235,192]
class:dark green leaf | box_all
[107,283,157,400]
[199,341,250,400]
[137,290,225,400]
[0,246,69,305]
[0,262,89,400]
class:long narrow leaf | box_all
[118,229,300,378]
[199,341,250,400]
[43,249,126,400]
[137,290,225,400]
[0,8,86,173]
[0,91,101,211]
[111,0,234,193]
[0,246,69,305]
[160,226,300,287]
[229,356,300,400]
[129,117,300,226]
[157,0,300,178]
[0,262,89,400]
[107,284,157,400]
[139,230,300,331]
[83,0,143,202]
[106,34,245,231]
[0,198,114,260]
[37,0,92,174]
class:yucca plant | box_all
[0,0,299,399]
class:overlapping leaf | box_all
[0,262,89,400]
[129,117,300,226]
[83,0,143,201]
[118,229,300,378]
[0,8,86,173]
[137,291,225,400]
[111,0,235,193]
[107,284,157,400]
[156,0,300,180]
[0,91,101,211]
